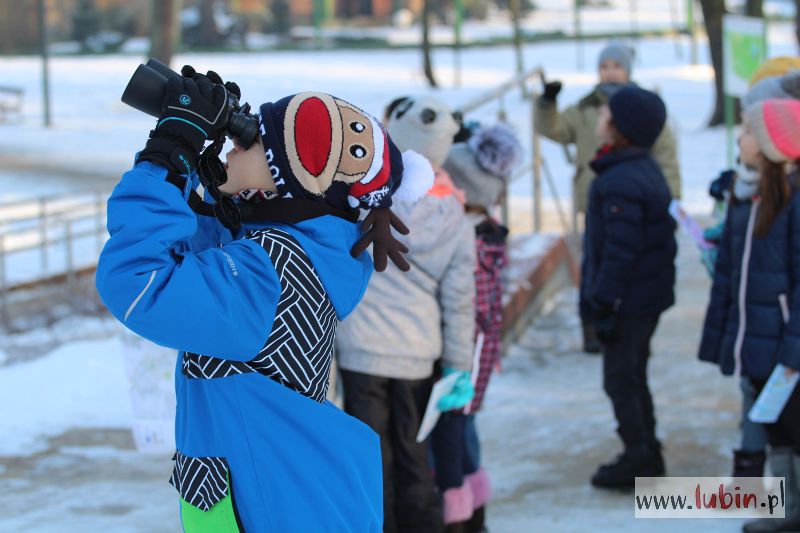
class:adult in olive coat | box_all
[535,42,682,215]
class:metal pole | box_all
[40,198,48,275]
[532,101,542,233]
[0,234,6,326]
[669,0,683,59]
[65,220,75,286]
[313,0,323,48]
[454,0,463,88]
[725,94,735,167]
[95,190,105,254]
[687,0,697,65]
[574,0,584,71]
[511,0,526,97]
[38,0,51,127]
[501,193,510,228]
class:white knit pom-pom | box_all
[466,122,523,178]
[392,150,435,204]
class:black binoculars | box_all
[121,58,259,149]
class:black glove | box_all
[708,169,736,201]
[592,299,619,345]
[201,67,242,103]
[350,208,410,272]
[138,66,229,175]
[541,80,563,102]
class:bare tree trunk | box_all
[150,0,180,65]
[199,0,222,46]
[700,0,726,126]
[745,0,763,17]
[422,0,437,87]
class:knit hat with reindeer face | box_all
[257,92,433,213]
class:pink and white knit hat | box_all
[746,99,800,163]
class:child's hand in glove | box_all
[438,368,475,412]
[138,66,230,174]
[541,80,563,102]
[592,299,619,345]
[700,246,718,277]
[703,222,725,244]
[351,207,411,272]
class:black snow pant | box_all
[430,411,478,492]
[602,314,661,451]
[752,377,800,455]
[340,369,444,533]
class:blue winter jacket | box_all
[96,161,382,532]
[584,147,677,316]
[698,187,800,380]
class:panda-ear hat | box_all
[385,95,460,169]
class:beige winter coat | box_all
[335,192,476,380]
[535,86,681,214]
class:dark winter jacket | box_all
[698,185,800,380]
[584,147,677,317]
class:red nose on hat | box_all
[294,96,332,177]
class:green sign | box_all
[723,15,768,97]
[722,14,768,166]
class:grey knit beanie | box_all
[741,75,791,110]
[598,41,635,78]
[780,70,800,99]
[442,123,522,211]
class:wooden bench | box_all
[0,86,24,121]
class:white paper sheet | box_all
[669,199,716,251]
[463,333,485,415]
[415,372,460,443]
[748,364,800,424]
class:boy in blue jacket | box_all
[584,87,677,489]
[96,67,424,532]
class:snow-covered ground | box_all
[0,230,748,532]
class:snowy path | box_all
[0,231,748,532]
[481,231,744,532]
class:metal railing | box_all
[455,66,573,237]
[0,185,113,318]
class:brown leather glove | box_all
[351,207,411,272]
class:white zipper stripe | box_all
[124,270,157,322]
[779,294,790,324]
[733,200,760,377]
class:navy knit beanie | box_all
[608,87,666,149]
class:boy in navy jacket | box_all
[584,87,677,489]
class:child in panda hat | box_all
[336,95,477,533]
[96,67,433,532]
[432,122,522,533]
